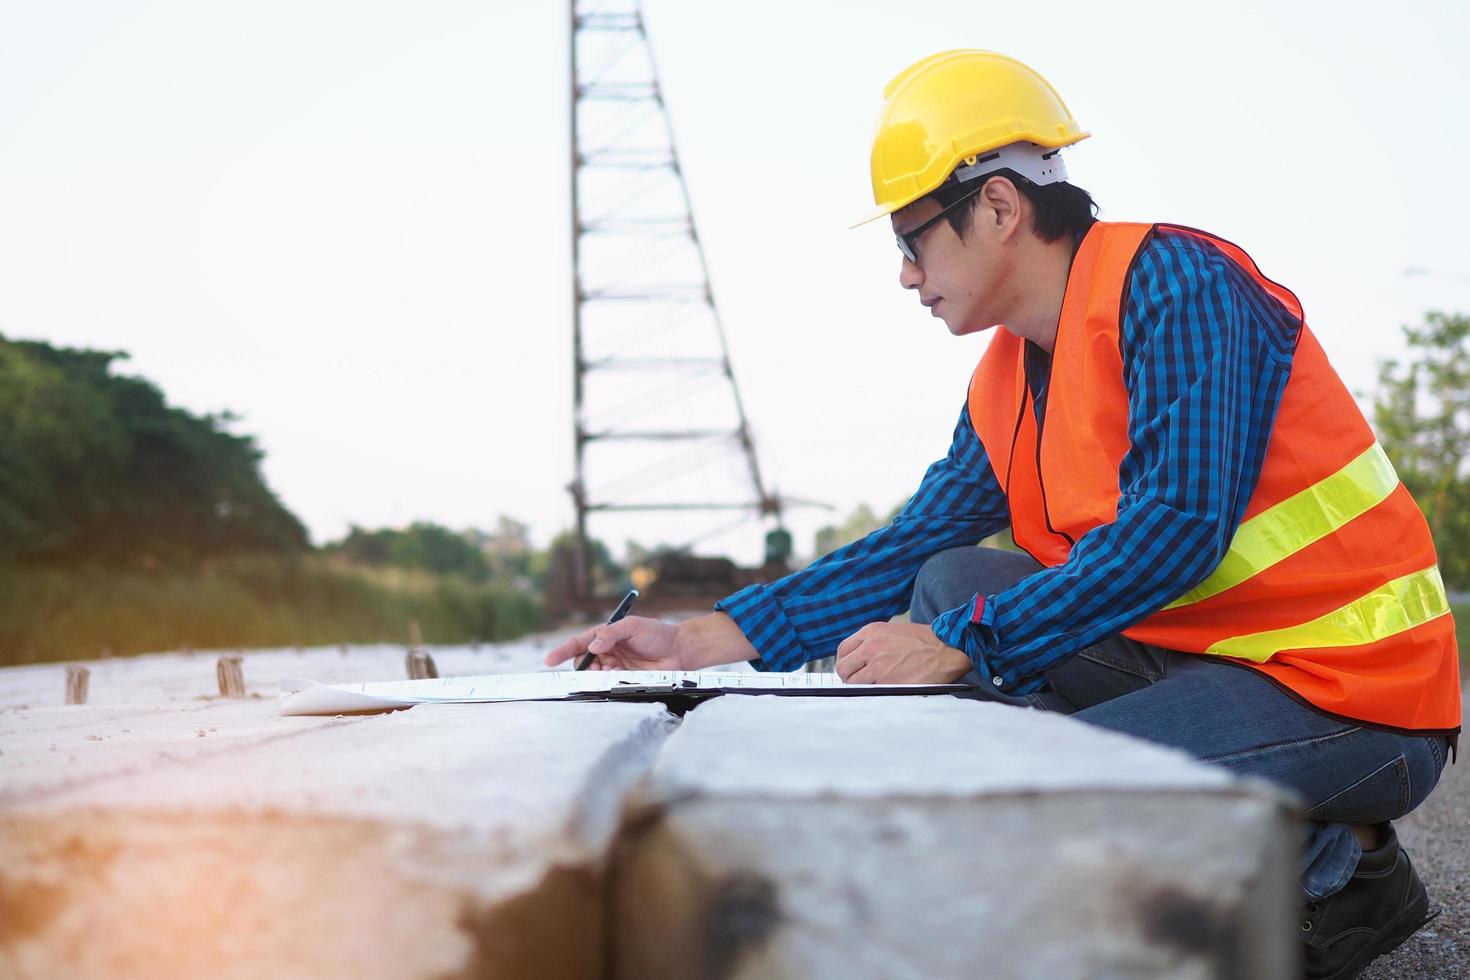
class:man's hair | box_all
[931,170,1097,243]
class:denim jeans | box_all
[909,546,1453,899]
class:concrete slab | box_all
[0,639,571,713]
[3,647,1312,979]
[615,695,1299,980]
[0,644,676,980]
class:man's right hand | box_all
[543,615,682,671]
[542,611,761,673]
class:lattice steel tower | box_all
[566,0,786,602]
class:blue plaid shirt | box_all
[716,228,1300,694]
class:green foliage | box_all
[811,500,913,559]
[980,528,1021,552]
[1372,312,1470,589]
[548,529,629,595]
[331,522,491,580]
[0,335,555,663]
[813,503,884,557]
[0,556,542,665]
[326,517,566,594]
[0,334,307,565]
[469,516,538,584]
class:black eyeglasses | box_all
[896,180,988,265]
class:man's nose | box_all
[899,255,923,290]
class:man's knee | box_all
[911,546,1042,622]
[914,548,981,603]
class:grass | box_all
[0,555,542,666]
[3,556,1464,668]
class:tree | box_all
[0,340,124,554]
[1372,311,1470,589]
[547,530,627,594]
[812,502,910,558]
[333,525,397,566]
[0,334,307,565]
[464,516,536,584]
[390,522,491,580]
[329,523,492,581]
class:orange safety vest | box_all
[967,221,1461,734]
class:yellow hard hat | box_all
[855,50,1089,227]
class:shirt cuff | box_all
[928,593,1045,696]
[714,583,806,672]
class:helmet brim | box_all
[849,204,899,230]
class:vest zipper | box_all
[1027,348,1075,549]
[999,386,1048,566]
[1035,426,1075,548]
[1001,380,1027,502]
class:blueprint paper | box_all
[278,671,967,716]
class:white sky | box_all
[3,0,1468,564]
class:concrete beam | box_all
[0,697,675,978]
[2,646,1305,979]
[614,695,1299,980]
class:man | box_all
[547,50,1460,979]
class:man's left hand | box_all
[835,622,972,685]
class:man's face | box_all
[891,185,1015,337]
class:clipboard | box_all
[278,670,973,717]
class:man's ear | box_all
[981,177,1024,242]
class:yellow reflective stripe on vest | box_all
[1167,443,1400,610]
[1205,566,1450,663]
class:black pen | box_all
[575,589,640,671]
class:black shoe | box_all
[1300,823,1436,980]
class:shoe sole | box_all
[1320,895,1435,980]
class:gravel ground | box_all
[1361,682,1468,980]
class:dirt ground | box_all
[1362,682,1468,979]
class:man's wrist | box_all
[675,612,760,670]
[935,640,974,682]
